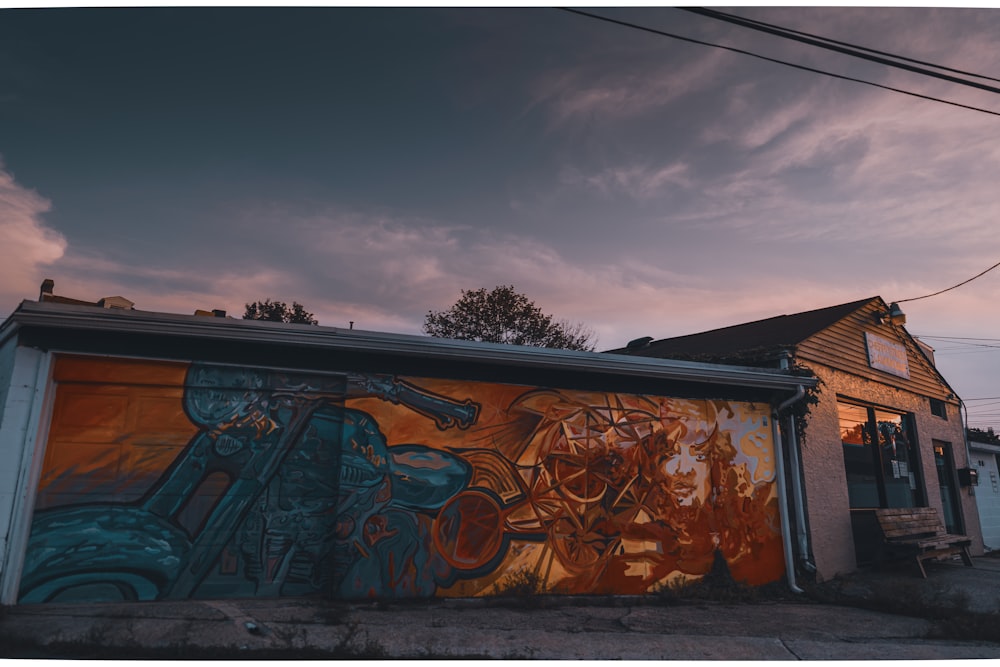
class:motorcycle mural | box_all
[19,355,783,603]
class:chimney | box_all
[194,308,228,318]
[39,278,54,301]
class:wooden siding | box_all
[796,299,956,402]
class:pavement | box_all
[2,556,999,660]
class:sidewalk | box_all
[2,557,999,660]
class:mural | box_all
[19,355,783,603]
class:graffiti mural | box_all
[19,355,783,603]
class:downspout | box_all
[960,399,975,510]
[773,383,806,594]
[778,355,817,575]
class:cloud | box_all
[0,163,66,314]
[529,48,731,127]
[562,161,693,200]
[219,203,917,351]
[662,59,1000,253]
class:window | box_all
[929,398,947,419]
[839,401,923,509]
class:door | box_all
[933,441,962,534]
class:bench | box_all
[874,507,974,578]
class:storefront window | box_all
[840,401,922,509]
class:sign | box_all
[865,332,910,379]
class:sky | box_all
[2,5,1000,430]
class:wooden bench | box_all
[874,507,974,578]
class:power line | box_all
[681,7,1000,94]
[685,8,1000,86]
[915,335,1000,342]
[895,259,1000,303]
[915,337,1000,350]
[558,8,1000,118]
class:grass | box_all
[801,569,1000,644]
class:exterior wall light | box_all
[877,303,907,325]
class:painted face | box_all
[662,438,712,506]
[184,364,266,427]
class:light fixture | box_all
[876,302,906,325]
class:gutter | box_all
[3,302,817,393]
[777,355,816,578]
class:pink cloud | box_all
[0,165,66,315]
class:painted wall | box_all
[18,354,784,603]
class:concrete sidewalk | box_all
[2,557,999,660]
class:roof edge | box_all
[4,301,815,392]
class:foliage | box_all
[243,299,318,325]
[968,427,1000,445]
[777,363,823,448]
[423,285,596,351]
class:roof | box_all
[39,294,100,307]
[1,300,815,394]
[609,297,880,363]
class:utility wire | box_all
[915,335,1000,342]
[895,259,1000,303]
[683,8,1000,85]
[682,7,1000,94]
[558,8,1000,118]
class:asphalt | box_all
[2,556,999,660]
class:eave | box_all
[2,301,816,394]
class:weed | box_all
[494,568,547,596]
[486,568,555,608]
[650,551,795,606]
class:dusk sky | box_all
[2,6,999,430]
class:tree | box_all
[243,299,318,325]
[968,427,1000,445]
[423,285,596,351]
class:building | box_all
[969,435,1000,551]
[0,285,814,604]
[611,296,984,581]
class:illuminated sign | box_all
[865,332,910,379]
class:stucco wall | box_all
[800,363,982,581]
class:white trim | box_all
[970,440,1000,455]
[0,346,53,604]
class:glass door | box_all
[933,441,962,534]
[875,409,919,508]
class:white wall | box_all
[0,342,52,604]
[970,441,1000,551]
